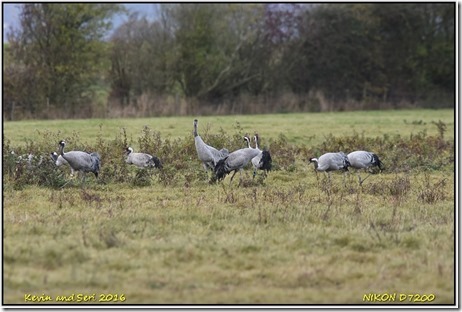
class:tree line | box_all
[3,3,455,120]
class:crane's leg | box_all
[322,172,331,189]
[81,172,87,188]
[359,172,372,186]
[314,170,320,186]
[229,170,237,185]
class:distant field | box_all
[3,109,455,305]
[3,109,454,147]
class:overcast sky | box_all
[2,3,159,42]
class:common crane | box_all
[347,150,383,185]
[309,152,350,183]
[12,151,43,171]
[251,133,272,178]
[58,140,100,184]
[193,119,229,174]
[125,147,162,169]
[214,137,261,184]
[50,151,74,176]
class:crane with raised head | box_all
[58,140,100,184]
[193,119,229,175]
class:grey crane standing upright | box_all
[347,150,383,185]
[193,119,229,175]
[58,140,100,184]
[125,147,162,169]
[309,152,350,184]
[214,137,261,184]
[50,151,74,176]
[251,133,272,178]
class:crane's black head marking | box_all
[50,152,58,161]
[126,147,133,154]
[193,119,199,137]
[59,140,66,146]
[309,157,317,163]
[243,135,251,148]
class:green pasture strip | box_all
[3,109,454,147]
[3,170,454,304]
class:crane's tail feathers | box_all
[259,150,272,172]
[371,154,384,170]
[148,156,163,169]
[214,157,229,181]
[89,152,101,177]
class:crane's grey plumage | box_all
[193,119,229,172]
[58,140,100,181]
[50,151,74,176]
[309,152,350,183]
[347,150,383,185]
[309,152,350,172]
[125,147,162,169]
[251,133,272,178]
[214,137,261,183]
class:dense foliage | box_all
[3,3,455,119]
[3,120,453,190]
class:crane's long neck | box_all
[59,143,65,157]
[125,151,132,163]
[193,121,199,137]
[254,136,260,150]
[244,137,251,148]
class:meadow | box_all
[3,109,455,305]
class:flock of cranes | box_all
[16,119,383,186]
[309,151,383,186]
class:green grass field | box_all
[3,109,455,305]
[4,109,454,146]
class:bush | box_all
[2,122,453,189]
